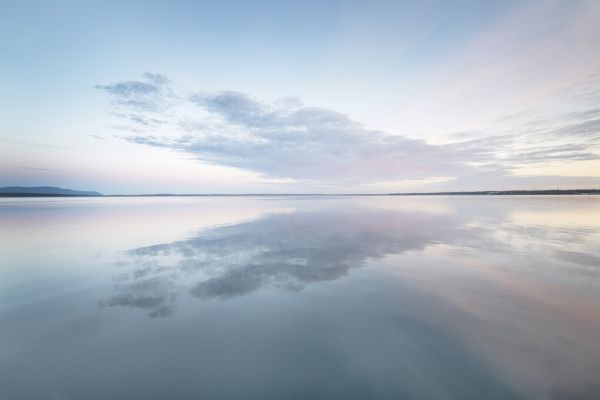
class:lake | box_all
[1,195,599,399]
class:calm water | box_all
[1,196,599,399]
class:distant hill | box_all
[0,186,102,196]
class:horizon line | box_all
[2,188,600,197]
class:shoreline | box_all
[2,189,600,198]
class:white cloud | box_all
[96,74,600,190]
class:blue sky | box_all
[1,0,600,193]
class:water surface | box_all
[1,196,600,399]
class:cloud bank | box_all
[96,74,600,188]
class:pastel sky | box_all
[2,0,600,194]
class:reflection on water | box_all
[104,208,465,316]
[1,196,600,399]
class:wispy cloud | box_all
[20,166,55,171]
[94,72,175,112]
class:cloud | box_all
[554,118,600,139]
[488,108,600,166]
[564,72,600,105]
[142,72,169,85]
[95,73,174,112]
[96,74,600,187]
[97,76,478,183]
[503,144,600,163]
[182,93,483,182]
[20,166,55,171]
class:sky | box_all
[1,0,600,194]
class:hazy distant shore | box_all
[1,187,599,197]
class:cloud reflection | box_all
[102,200,600,318]
[102,208,463,316]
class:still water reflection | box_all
[1,196,599,399]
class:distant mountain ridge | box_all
[0,186,102,196]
